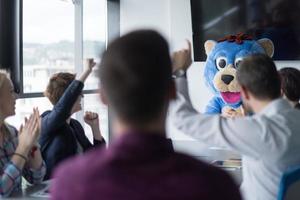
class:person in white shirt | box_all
[170,41,300,200]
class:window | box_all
[83,0,107,90]
[6,0,119,143]
[23,0,75,93]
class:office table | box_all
[6,142,243,199]
[6,181,50,200]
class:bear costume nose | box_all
[221,75,234,85]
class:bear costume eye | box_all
[234,58,243,69]
[216,57,227,70]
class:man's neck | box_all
[290,101,299,108]
[113,118,166,137]
[252,98,274,113]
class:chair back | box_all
[278,166,300,200]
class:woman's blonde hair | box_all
[0,70,10,91]
[0,70,11,138]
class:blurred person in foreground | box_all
[50,30,241,200]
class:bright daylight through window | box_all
[6,0,108,142]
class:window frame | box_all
[17,0,120,143]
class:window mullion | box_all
[74,0,84,124]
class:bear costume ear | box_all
[204,40,217,55]
[257,38,274,57]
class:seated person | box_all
[0,71,46,197]
[39,59,105,180]
[279,67,300,109]
[50,30,242,200]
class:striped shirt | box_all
[0,123,46,197]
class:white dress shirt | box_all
[170,77,300,200]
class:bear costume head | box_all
[204,33,274,114]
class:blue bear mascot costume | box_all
[204,33,274,115]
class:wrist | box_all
[16,145,31,156]
[86,68,92,74]
[29,144,40,158]
[172,69,187,79]
[92,127,101,135]
[84,67,93,75]
[92,128,102,138]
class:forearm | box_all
[0,146,29,197]
[23,149,46,184]
[170,77,224,146]
[27,149,43,170]
[77,69,92,83]
[91,126,103,141]
[0,164,22,197]
[11,145,30,169]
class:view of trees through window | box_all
[6,0,109,142]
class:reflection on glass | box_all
[83,0,107,90]
[191,0,300,60]
[23,0,75,93]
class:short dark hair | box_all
[237,54,281,100]
[99,30,172,124]
[279,67,300,102]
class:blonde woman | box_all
[0,70,46,197]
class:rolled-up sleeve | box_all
[23,161,46,184]
[0,162,22,197]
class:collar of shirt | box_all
[108,132,174,162]
[259,98,292,116]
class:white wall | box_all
[120,0,171,39]
[120,0,300,154]
[120,0,212,142]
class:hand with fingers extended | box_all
[17,108,41,155]
[172,40,193,72]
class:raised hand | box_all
[85,58,97,72]
[172,40,193,72]
[78,58,97,83]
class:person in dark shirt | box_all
[51,30,241,200]
[279,67,300,109]
[39,59,105,180]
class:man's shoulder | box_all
[167,152,241,198]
